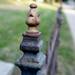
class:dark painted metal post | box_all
[46,6,63,75]
[15,3,45,75]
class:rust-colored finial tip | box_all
[30,3,37,8]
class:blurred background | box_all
[0,0,75,75]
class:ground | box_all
[0,1,75,75]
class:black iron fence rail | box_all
[46,6,63,75]
[15,4,63,75]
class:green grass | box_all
[0,6,75,75]
[0,9,25,62]
[0,8,55,62]
[59,15,75,64]
[58,15,75,75]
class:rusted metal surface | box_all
[25,3,40,37]
[15,4,63,75]
[15,3,45,75]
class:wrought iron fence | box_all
[15,3,63,75]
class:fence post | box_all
[46,6,63,75]
[15,3,45,75]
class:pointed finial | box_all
[25,3,40,37]
[30,3,37,8]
